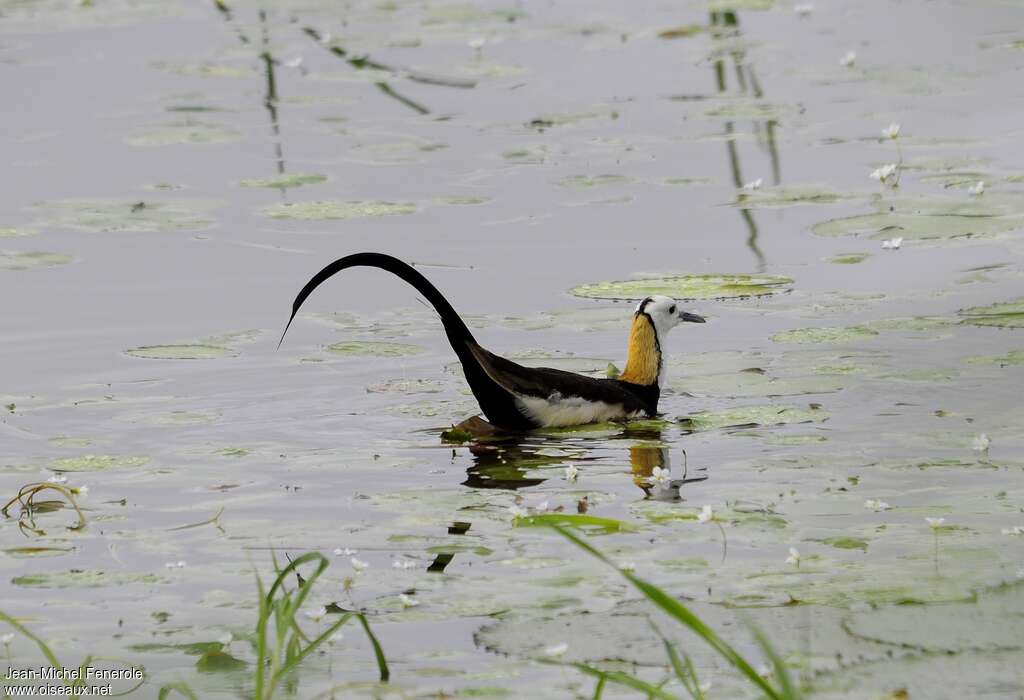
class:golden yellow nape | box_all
[619,314,660,385]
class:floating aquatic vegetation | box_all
[12,570,166,588]
[0,227,35,237]
[679,404,827,431]
[502,145,548,163]
[676,371,844,398]
[433,196,491,205]
[771,325,878,344]
[239,173,327,188]
[571,274,793,301]
[150,60,255,78]
[557,174,634,188]
[34,198,218,233]
[125,344,237,359]
[326,340,425,357]
[0,251,73,271]
[2,482,86,535]
[828,253,870,264]
[262,200,416,220]
[958,298,1024,328]
[964,349,1024,366]
[735,185,852,208]
[50,454,149,472]
[810,536,869,551]
[366,378,444,393]
[124,121,243,147]
[513,513,637,535]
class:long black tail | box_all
[278,252,477,351]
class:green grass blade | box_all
[356,613,390,682]
[548,660,678,700]
[752,626,803,700]
[158,682,199,700]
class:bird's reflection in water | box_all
[629,444,708,500]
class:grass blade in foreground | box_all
[548,523,802,700]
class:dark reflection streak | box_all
[710,11,766,272]
[211,0,250,44]
[259,11,288,197]
[746,66,782,185]
[375,82,430,115]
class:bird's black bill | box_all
[679,311,706,323]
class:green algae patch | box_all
[0,251,74,270]
[557,174,634,188]
[678,404,828,431]
[125,122,243,147]
[51,454,149,472]
[513,513,637,535]
[34,198,217,233]
[125,344,237,360]
[772,325,878,344]
[571,274,793,301]
[958,298,1024,328]
[964,349,1024,366]
[326,340,425,357]
[239,173,327,188]
[13,570,165,588]
[262,200,415,220]
[829,252,871,264]
[812,536,870,551]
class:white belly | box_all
[516,392,645,428]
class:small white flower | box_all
[1001,526,1024,536]
[306,607,327,622]
[47,474,68,484]
[649,466,670,485]
[535,500,550,513]
[882,123,901,139]
[544,642,569,657]
[217,632,233,646]
[793,3,814,16]
[1,633,14,645]
[619,562,636,572]
[972,433,991,453]
[392,559,417,569]
[926,517,946,530]
[785,547,801,566]
[882,237,903,250]
[284,56,303,69]
[697,505,714,524]
[840,50,856,67]
[468,37,486,50]
[350,557,369,571]
[508,504,528,518]
[333,547,357,556]
[399,593,420,608]
[871,163,898,182]
[968,181,985,196]
[742,178,763,190]
[164,561,186,569]
[319,31,333,45]
[76,485,88,496]
[864,499,891,511]
[564,464,579,482]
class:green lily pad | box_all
[125,121,243,147]
[51,454,149,471]
[262,200,415,220]
[571,274,793,301]
[326,341,425,357]
[958,298,1024,328]
[772,326,879,344]
[239,173,327,188]
[558,174,634,188]
[125,344,237,359]
[3,546,73,558]
[678,404,828,431]
[829,253,871,264]
[196,650,247,672]
[0,251,74,270]
[34,198,217,233]
[812,536,870,551]
[513,513,637,535]
[13,570,165,588]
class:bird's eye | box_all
[669,305,676,315]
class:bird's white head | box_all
[638,295,706,339]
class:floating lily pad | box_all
[125,121,243,147]
[239,173,327,188]
[829,253,871,264]
[34,198,217,233]
[678,404,828,431]
[513,513,637,535]
[196,650,247,672]
[964,350,1024,366]
[434,196,491,205]
[262,200,416,220]
[51,454,149,471]
[327,341,425,357]
[3,546,73,558]
[0,251,74,270]
[811,536,870,551]
[557,174,634,188]
[772,326,878,344]
[735,185,851,208]
[958,298,1024,328]
[125,344,237,360]
[571,274,793,301]
[502,146,547,163]
[0,226,35,237]
[13,570,165,588]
